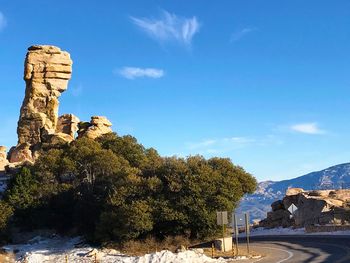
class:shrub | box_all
[4,133,257,243]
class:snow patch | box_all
[2,236,243,263]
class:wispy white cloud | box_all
[187,137,256,155]
[187,139,217,150]
[185,134,285,156]
[0,12,7,31]
[230,27,257,42]
[117,67,164,80]
[290,123,325,135]
[130,10,200,46]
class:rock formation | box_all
[9,45,73,163]
[4,45,114,169]
[56,114,80,139]
[0,146,8,173]
[259,188,350,228]
[77,116,112,139]
[259,200,293,228]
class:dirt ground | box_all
[202,246,262,260]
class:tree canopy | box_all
[2,133,257,243]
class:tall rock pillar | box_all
[9,45,73,163]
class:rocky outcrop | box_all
[78,116,112,139]
[260,188,350,228]
[259,200,293,228]
[9,45,73,163]
[56,114,80,139]
[4,45,116,170]
[0,146,8,173]
[291,189,350,226]
[286,188,304,196]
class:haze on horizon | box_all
[1,0,350,182]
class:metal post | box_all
[234,213,239,255]
[245,213,250,255]
[212,243,215,258]
[222,213,226,252]
[232,237,235,257]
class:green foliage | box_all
[0,200,13,242]
[0,201,13,231]
[3,132,257,243]
[6,168,39,210]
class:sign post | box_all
[233,213,239,255]
[288,204,298,219]
[245,213,250,254]
[216,211,228,252]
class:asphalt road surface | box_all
[243,235,350,263]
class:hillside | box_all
[237,163,350,221]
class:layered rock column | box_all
[9,45,73,163]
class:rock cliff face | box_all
[9,45,73,163]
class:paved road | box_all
[243,235,350,263]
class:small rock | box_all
[175,245,187,253]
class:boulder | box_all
[259,209,292,228]
[259,204,293,229]
[78,116,112,139]
[8,143,34,164]
[9,45,73,164]
[42,133,74,149]
[283,194,302,212]
[271,200,284,211]
[308,190,331,197]
[286,188,304,196]
[267,209,290,221]
[56,114,80,138]
[329,190,350,201]
[262,188,350,228]
[0,146,8,173]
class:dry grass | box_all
[109,236,192,256]
[109,237,263,260]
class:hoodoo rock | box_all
[78,116,113,139]
[9,45,73,163]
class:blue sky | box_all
[1,0,350,182]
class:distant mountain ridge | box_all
[237,163,350,221]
